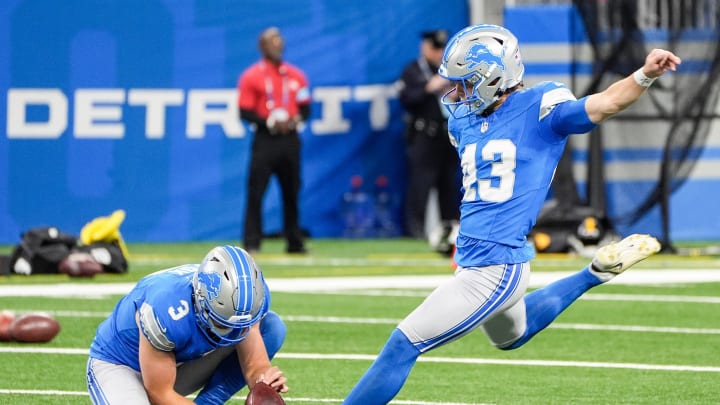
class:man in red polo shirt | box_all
[237,26,311,254]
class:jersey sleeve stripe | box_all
[539,87,576,121]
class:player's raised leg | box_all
[589,233,661,281]
[498,234,660,350]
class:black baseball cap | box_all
[421,29,449,49]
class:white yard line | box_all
[1,269,717,403]
[1,347,719,373]
[7,307,720,337]
[4,310,719,335]
[0,269,719,298]
[0,389,481,405]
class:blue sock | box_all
[504,267,601,350]
[195,312,286,404]
[343,329,420,405]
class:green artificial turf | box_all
[0,238,718,404]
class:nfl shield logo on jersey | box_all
[481,121,489,133]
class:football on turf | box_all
[0,310,16,342]
[10,313,61,343]
[58,252,104,277]
[245,382,285,405]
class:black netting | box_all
[570,0,720,250]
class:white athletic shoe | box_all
[591,234,661,276]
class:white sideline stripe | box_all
[315,290,720,304]
[1,347,718,373]
[282,316,720,335]
[547,323,720,335]
[12,310,720,335]
[284,399,482,405]
[0,347,89,354]
[1,269,719,297]
[283,399,483,405]
[279,353,720,373]
[0,389,87,396]
[273,270,720,290]
[132,256,457,267]
[0,389,478,405]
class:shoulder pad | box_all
[539,85,576,121]
[139,302,175,351]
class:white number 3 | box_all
[461,139,516,203]
[168,300,190,320]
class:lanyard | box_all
[261,60,290,111]
[417,57,434,81]
[417,57,449,118]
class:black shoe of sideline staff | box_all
[244,246,260,255]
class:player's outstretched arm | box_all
[585,48,682,123]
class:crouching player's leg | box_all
[178,311,286,404]
[87,357,152,404]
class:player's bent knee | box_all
[260,311,286,357]
[496,335,527,351]
[493,335,524,351]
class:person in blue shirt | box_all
[343,24,680,404]
[86,245,288,404]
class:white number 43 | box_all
[461,139,516,203]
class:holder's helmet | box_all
[439,24,524,117]
[192,245,268,345]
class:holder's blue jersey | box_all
[449,81,596,267]
[88,265,270,371]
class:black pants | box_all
[404,124,461,239]
[243,132,304,251]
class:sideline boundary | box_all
[0,269,718,297]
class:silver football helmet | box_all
[192,245,268,345]
[438,24,524,117]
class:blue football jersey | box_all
[449,81,596,267]
[89,265,270,371]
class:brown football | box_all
[0,310,16,342]
[10,313,61,343]
[245,382,286,405]
[58,252,104,278]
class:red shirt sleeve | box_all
[288,65,311,106]
[238,63,264,115]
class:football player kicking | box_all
[343,24,679,404]
[86,245,288,404]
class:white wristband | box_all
[633,68,656,87]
